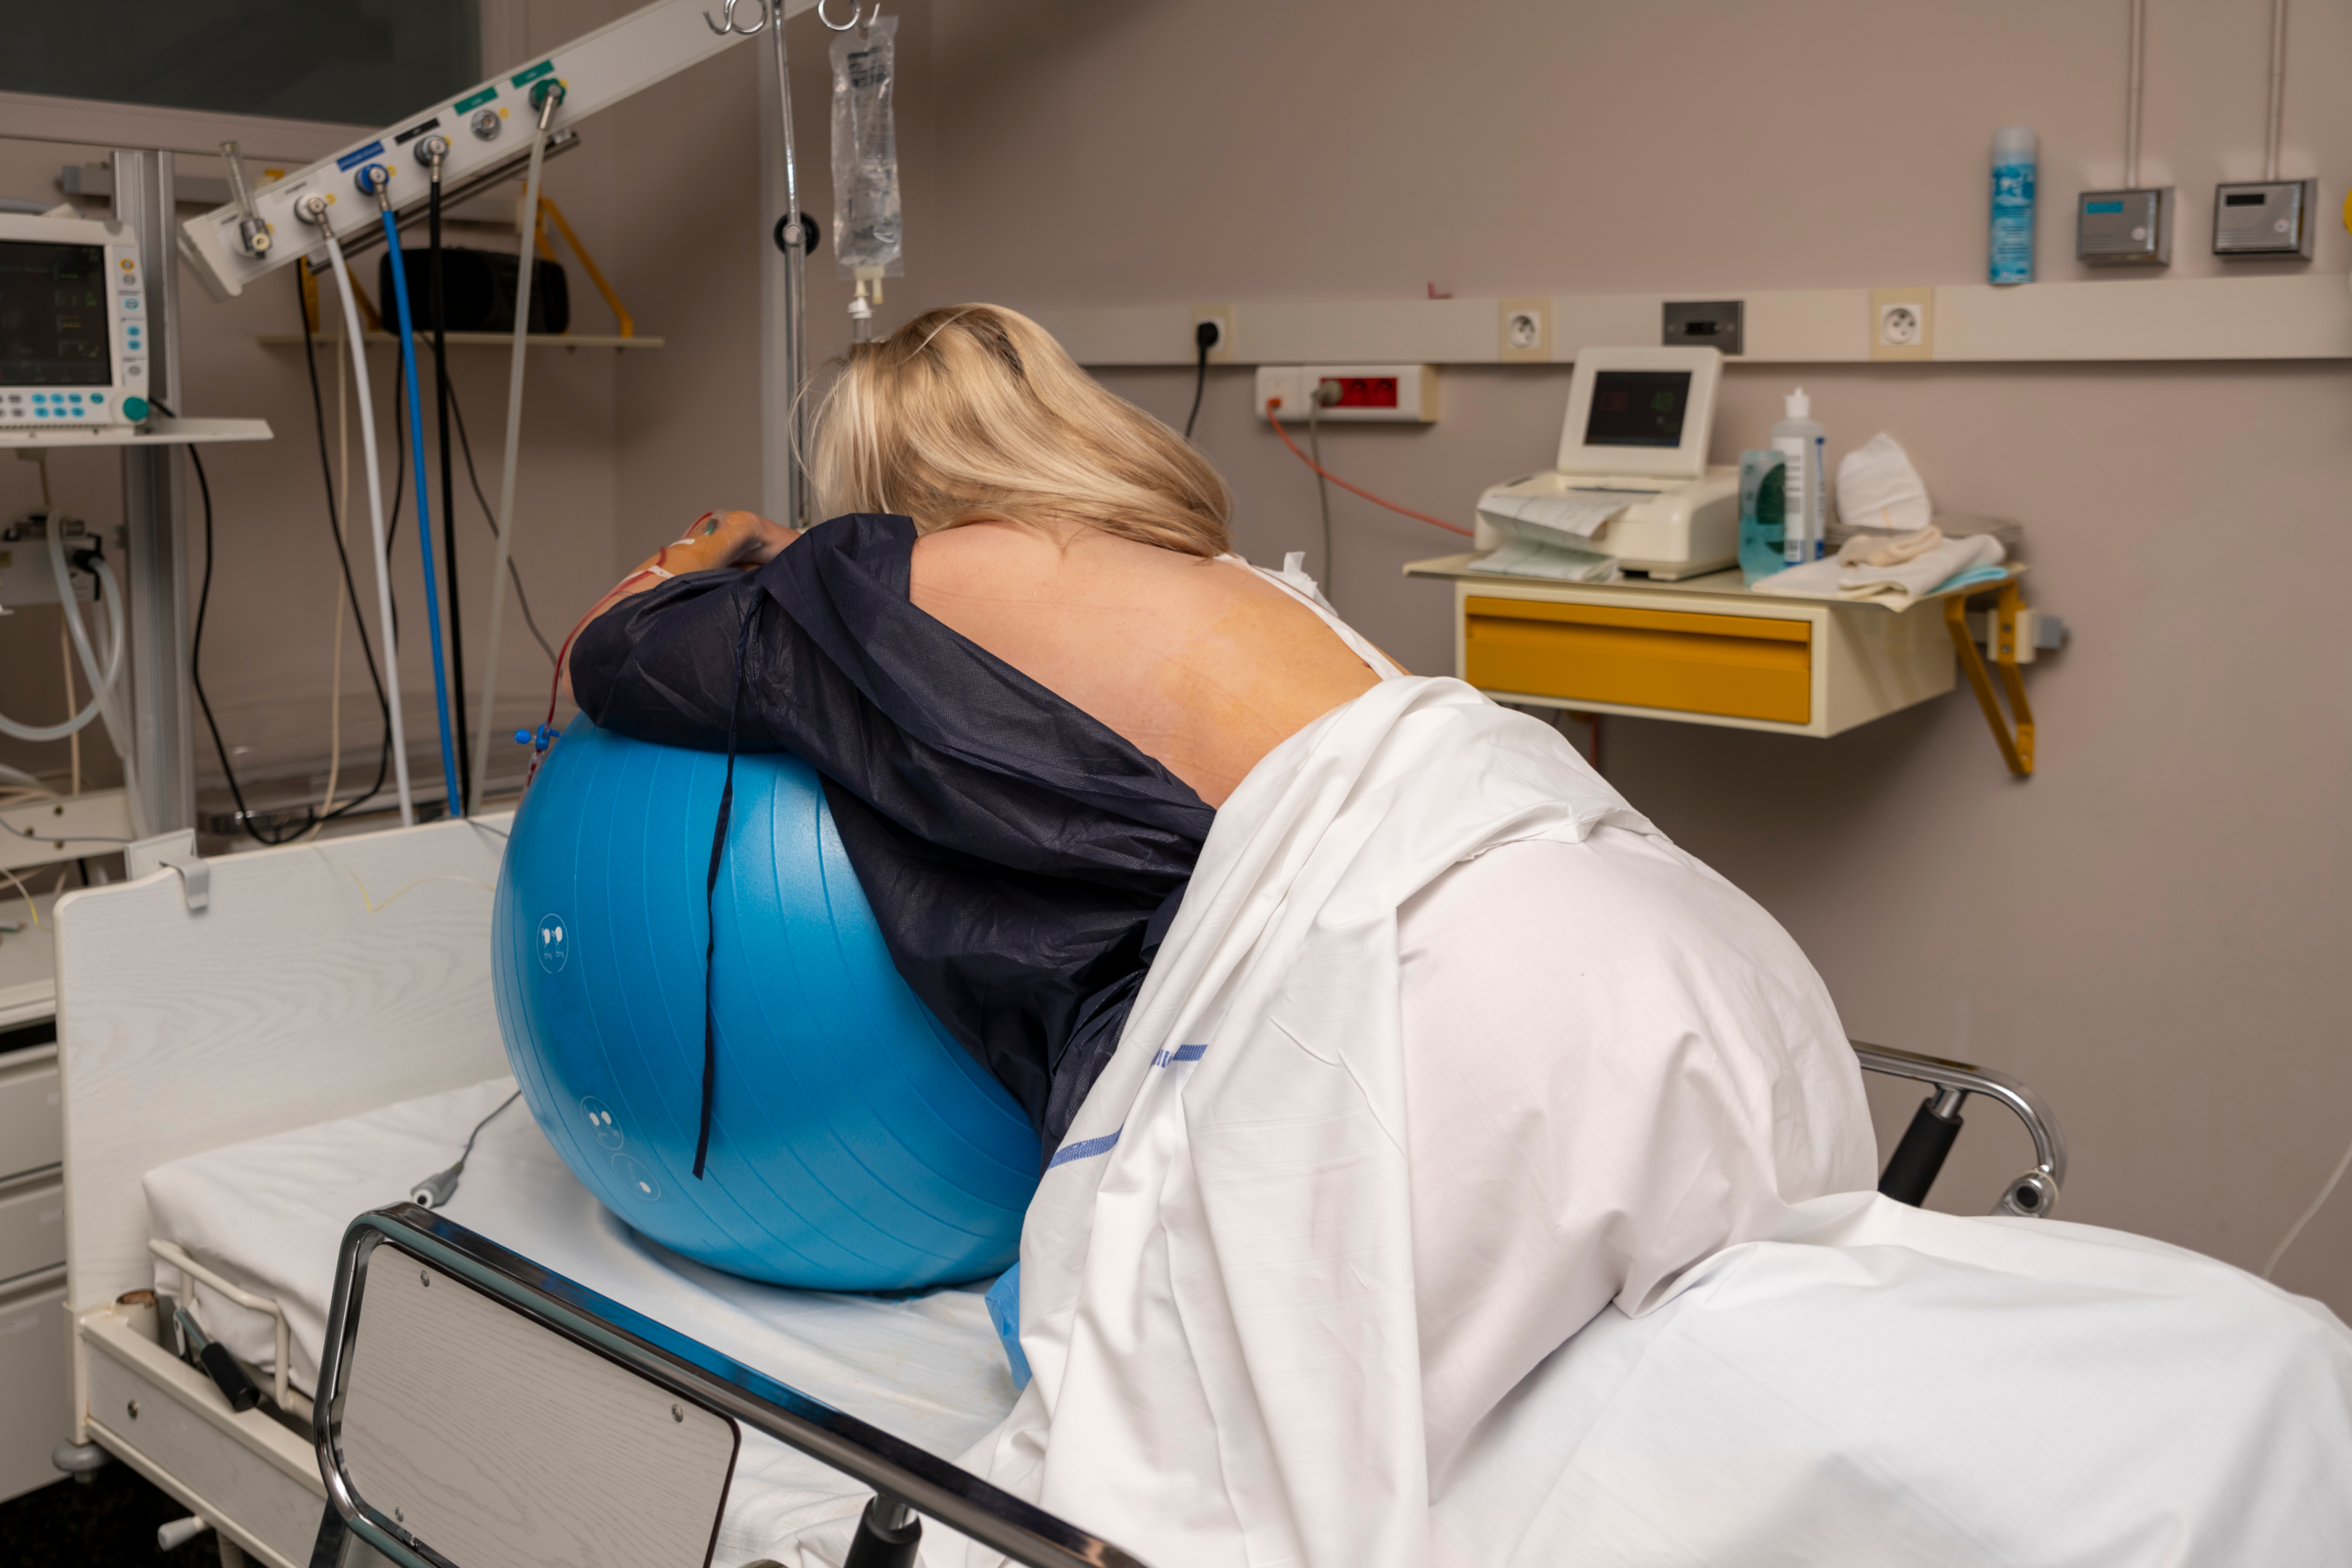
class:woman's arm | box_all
[574,510,798,645]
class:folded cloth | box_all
[1837,524,1942,567]
[1752,531,2005,611]
[1836,431,1932,534]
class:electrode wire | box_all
[470,89,559,813]
[379,205,466,818]
[2263,1128,2352,1281]
[1307,393,1334,607]
[2124,0,2146,189]
[298,273,396,829]
[0,864,39,928]
[324,234,417,827]
[2264,0,2287,181]
[1264,398,1473,538]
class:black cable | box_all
[444,376,560,666]
[171,404,301,846]
[409,1088,522,1208]
[1182,320,1217,441]
[428,173,472,814]
[298,275,394,820]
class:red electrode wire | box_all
[526,513,712,789]
[1264,398,1473,539]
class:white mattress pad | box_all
[142,1077,1016,1563]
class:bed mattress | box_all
[142,1077,1016,1564]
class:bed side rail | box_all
[308,1203,1146,1568]
[1852,1040,2067,1218]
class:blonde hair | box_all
[809,305,1233,558]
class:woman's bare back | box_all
[911,520,1383,807]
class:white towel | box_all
[1752,532,2005,611]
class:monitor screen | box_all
[0,241,111,387]
[1583,369,1691,448]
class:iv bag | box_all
[830,15,903,279]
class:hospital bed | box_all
[47,816,2067,1568]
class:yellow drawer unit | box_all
[1465,597,1813,724]
[1409,557,1969,740]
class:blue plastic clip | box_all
[513,724,558,753]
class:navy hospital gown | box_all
[567,513,1214,1154]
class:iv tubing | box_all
[46,528,147,838]
[470,86,561,810]
[324,235,417,826]
[380,205,465,819]
[427,160,471,811]
[771,10,809,528]
[0,541,123,744]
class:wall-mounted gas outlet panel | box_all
[1255,364,1439,422]
[2077,188,2173,266]
[1661,299,1743,356]
[2213,179,2316,259]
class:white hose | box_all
[324,237,417,828]
[47,526,147,839]
[468,115,555,809]
[0,537,124,744]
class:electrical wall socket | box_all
[1499,297,1550,362]
[1192,304,1234,364]
[1869,287,1934,362]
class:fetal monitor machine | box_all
[1475,346,1735,579]
[0,213,152,427]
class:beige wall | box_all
[4,0,2346,1313]
[888,0,2352,1313]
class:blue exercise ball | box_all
[492,716,1041,1290]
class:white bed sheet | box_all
[142,1077,1017,1564]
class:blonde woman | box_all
[570,306,1890,1562]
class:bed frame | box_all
[49,816,2067,1568]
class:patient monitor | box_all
[0,212,152,427]
[1475,346,1735,579]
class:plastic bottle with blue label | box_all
[1772,391,1826,564]
[1990,126,2037,285]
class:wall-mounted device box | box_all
[2213,179,2316,259]
[2076,188,2173,266]
[0,214,151,426]
[1661,300,1743,357]
[1255,364,1439,422]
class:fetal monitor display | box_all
[0,242,110,386]
[1583,370,1692,448]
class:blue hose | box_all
[378,203,465,819]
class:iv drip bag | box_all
[830,15,903,281]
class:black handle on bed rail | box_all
[311,1204,1151,1568]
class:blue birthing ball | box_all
[492,716,1040,1290]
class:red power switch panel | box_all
[1319,377,1399,409]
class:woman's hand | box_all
[561,511,799,698]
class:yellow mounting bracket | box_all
[533,197,635,338]
[1943,578,2035,776]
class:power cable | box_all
[1182,320,1217,441]
[427,163,474,813]
[444,377,559,666]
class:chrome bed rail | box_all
[1852,1039,2068,1218]
[308,1203,1147,1568]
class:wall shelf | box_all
[256,332,663,350]
[0,417,272,449]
